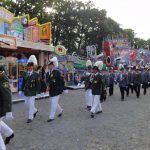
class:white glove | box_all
[130,83,133,86]
[63,90,69,95]
[5,112,14,120]
[19,91,22,96]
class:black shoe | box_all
[91,113,94,118]
[47,119,54,122]
[96,111,103,114]
[121,99,124,101]
[5,133,14,145]
[87,106,91,110]
[58,111,63,117]
[34,110,38,118]
[26,119,32,123]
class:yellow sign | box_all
[39,22,51,40]
[0,7,14,23]
[55,45,67,55]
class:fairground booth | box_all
[0,7,54,92]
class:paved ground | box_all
[4,86,150,150]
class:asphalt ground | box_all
[4,86,150,150]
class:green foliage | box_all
[1,0,148,55]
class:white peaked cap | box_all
[49,57,58,67]
[86,60,92,67]
[94,61,103,70]
[28,55,38,65]
[119,64,124,70]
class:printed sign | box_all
[39,22,51,40]
[55,45,67,55]
[0,20,4,34]
[0,7,14,23]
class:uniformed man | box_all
[133,66,142,98]
[108,67,115,96]
[127,66,134,94]
[117,64,128,101]
[148,66,150,87]
[46,57,63,122]
[125,66,130,97]
[81,60,93,110]
[0,66,14,149]
[101,64,108,102]
[20,55,40,123]
[90,61,103,118]
[141,65,149,95]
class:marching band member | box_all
[90,61,103,118]
[117,64,128,101]
[127,66,134,94]
[82,60,93,110]
[133,66,142,98]
[0,66,14,149]
[46,57,63,122]
[20,55,40,123]
[141,65,149,95]
[101,64,108,102]
[108,67,115,96]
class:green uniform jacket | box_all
[0,72,12,118]
[91,73,103,95]
[46,70,63,97]
[21,71,41,96]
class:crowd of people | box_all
[0,55,150,150]
[82,60,150,118]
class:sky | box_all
[81,0,150,40]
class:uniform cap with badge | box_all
[86,60,92,70]
[93,61,103,71]
[118,64,124,71]
[48,57,58,67]
[27,55,38,66]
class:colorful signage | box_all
[112,38,129,49]
[0,7,14,23]
[0,20,4,34]
[10,18,24,39]
[20,15,29,27]
[55,45,67,55]
[0,7,52,47]
[29,17,38,27]
[40,22,51,41]
[0,34,16,49]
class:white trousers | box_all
[0,118,6,150]
[25,96,37,120]
[91,95,102,114]
[85,89,93,107]
[49,95,63,119]
[0,121,13,138]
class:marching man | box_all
[117,64,128,101]
[90,61,103,118]
[46,57,63,122]
[20,55,40,123]
[141,65,149,95]
[0,66,14,150]
[82,60,93,110]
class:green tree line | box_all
[0,0,149,55]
